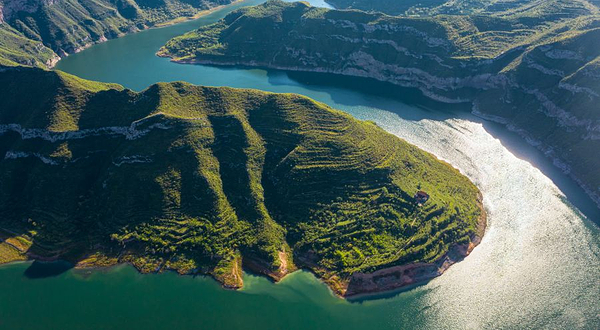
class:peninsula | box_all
[0,66,484,297]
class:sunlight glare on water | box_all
[365,112,600,329]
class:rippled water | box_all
[2,1,598,328]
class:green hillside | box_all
[0,0,234,67]
[325,0,598,17]
[0,66,483,295]
[159,0,600,209]
[0,24,58,67]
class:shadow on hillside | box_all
[208,114,262,223]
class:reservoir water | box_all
[1,0,599,328]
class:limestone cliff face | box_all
[159,0,600,208]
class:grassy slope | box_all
[0,66,482,293]
[0,0,234,67]
[0,24,58,67]
[159,0,600,208]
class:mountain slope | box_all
[0,0,235,67]
[325,0,599,17]
[0,66,484,296]
[159,0,600,209]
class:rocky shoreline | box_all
[192,193,486,298]
[0,195,487,299]
[312,193,487,298]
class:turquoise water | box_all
[0,262,431,329]
[1,1,599,329]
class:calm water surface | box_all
[1,1,599,329]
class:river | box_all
[1,0,599,329]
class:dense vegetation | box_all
[0,0,234,67]
[159,0,600,209]
[0,66,482,294]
